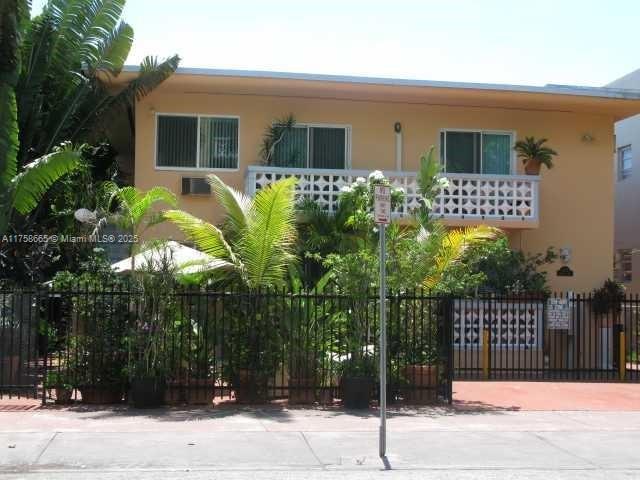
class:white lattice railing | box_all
[245,166,540,225]
[452,299,544,349]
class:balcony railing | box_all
[246,166,540,226]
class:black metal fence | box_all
[0,286,452,405]
[2,287,639,405]
[451,293,640,382]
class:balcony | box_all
[245,166,540,228]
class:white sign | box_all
[547,298,571,330]
[374,185,391,225]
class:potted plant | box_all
[288,351,317,405]
[225,294,283,404]
[402,346,439,404]
[514,136,558,175]
[46,370,74,405]
[128,326,168,409]
[339,353,376,409]
[592,279,625,320]
[71,335,127,404]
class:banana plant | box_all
[16,0,180,164]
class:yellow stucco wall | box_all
[134,89,615,293]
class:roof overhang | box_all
[108,67,640,120]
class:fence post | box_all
[619,330,626,382]
[42,292,50,406]
[483,327,491,380]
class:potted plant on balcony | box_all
[514,136,558,175]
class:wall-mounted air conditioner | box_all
[181,177,211,195]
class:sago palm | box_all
[514,136,558,171]
[164,175,298,289]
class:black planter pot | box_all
[341,375,373,409]
[130,377,166,408]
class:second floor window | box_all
[440,130,512,175]
[271,125,349,169]
[156,114,239,169]
[618,145,632,180]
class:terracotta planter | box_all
[79,385,124,404]
[233,369,268,404]
[288,377,315,404]
[403,365,438,404]
[341,375,373,409]
[524,160,541,175]
[54,387,73,405]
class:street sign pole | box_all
[373,185,390,459]
[378,221,387,458]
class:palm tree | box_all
[514,136,558,175]
[93,183,178,271]
[16,0,180,165]
[163,175,298,289]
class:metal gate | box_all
[451,294,640,382]
[0,289,46,399]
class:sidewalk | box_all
[2,403,640,479]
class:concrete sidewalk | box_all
[2,406,640,479]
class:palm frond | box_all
[208,174,250,239]
[130,186,177,226]
[240,177,298,288]
[11,142,82,215]
[423,225,500,289]
[163,209,243,278]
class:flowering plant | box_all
[338,170,405,233]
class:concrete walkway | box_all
[2,404,640,479]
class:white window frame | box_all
[439,128,516,175]
[618,145,632,181]
[272,122,352,169]
[154,112,241,172]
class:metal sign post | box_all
[373,185,391,458]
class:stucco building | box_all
[111,68,640,292]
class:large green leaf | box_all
[11,143,81,215]
[240,177,298,288]
[163,209,241,277]
[208,174,250,240]
[0,85,19,186]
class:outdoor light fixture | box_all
[394,122,402,133]
[74,208,97,224]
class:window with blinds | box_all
[272,125,348,169]
[156,114,239,169]
[439,130,513,175]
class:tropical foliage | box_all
[16,0,180,163]
[260,114,296,165]
[514,136,558,170]
[164,175,298,289]
[435,236,556,295]
[1,0,180,283]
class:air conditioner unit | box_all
[181,177,211,195]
